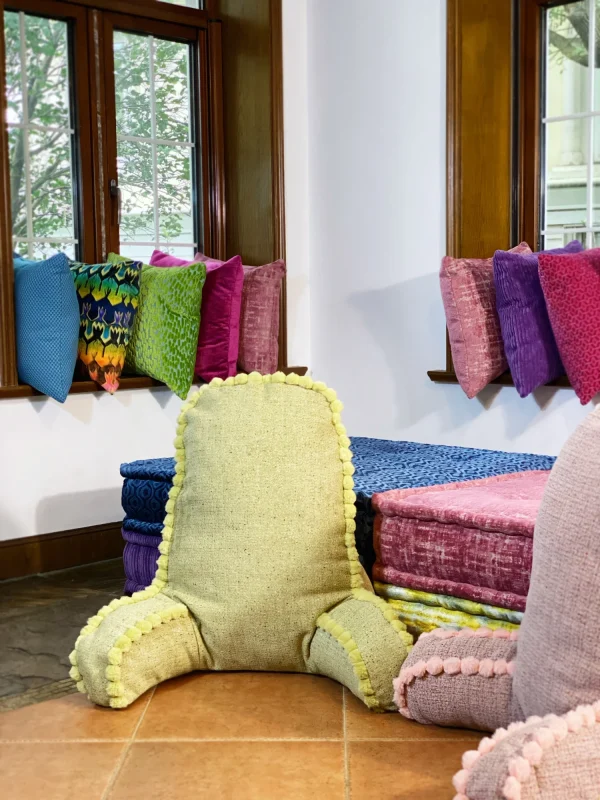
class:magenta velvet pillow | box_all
[538,247,600,405]
[440,242,531,398]
[493,240,583,398]
[148,250,244,381]
[197,254,285,375]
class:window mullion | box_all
[587,0,596,233]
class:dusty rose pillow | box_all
[149,250,244,381]
[538,247,600,405]
[197,254,285,375]
[493,240,582,398]
[441,242,531,398]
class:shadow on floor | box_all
[0,559,124,711]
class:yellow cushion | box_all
[71,373,412,711]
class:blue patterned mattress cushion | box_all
[120,438,555,574]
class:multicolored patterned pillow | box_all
[108,254,206,399]
[538,247,600,404]
[70,259,141,393]
[440,243,531,398]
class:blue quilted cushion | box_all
[14,253,80,402]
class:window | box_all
[113,31,198,261]
[5,11,78,259]
[543,0,600,249]
[0,0,222,393]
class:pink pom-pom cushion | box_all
[440,242,531,398]
[395,630,517,732]
[372,471,549,612]
[149,250,244,381]
[455,704,600,800]
[537,247,600,404]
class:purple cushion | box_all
[149,249,244,381]
[493,240,583,397]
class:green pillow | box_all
[108,254,206,399]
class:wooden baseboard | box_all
[0,522,124,581]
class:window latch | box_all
[109,179,122,225]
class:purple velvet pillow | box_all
[148,249,244,381]
[493,240,583,397]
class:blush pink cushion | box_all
[538,247,600,405]
[149,250,244,381]
[441,242,531,398]
[197,254,286,375]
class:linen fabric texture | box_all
[72,376,412,712]
[440,242,531,398]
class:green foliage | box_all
[5,12,194,256]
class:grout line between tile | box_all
[100,688,155,800]
[342,688,350,800]
[0,738,130,744]
[133,736,345,742]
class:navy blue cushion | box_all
[14,253,80,402]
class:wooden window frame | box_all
[0,0,227,397]
[428,0,573,390]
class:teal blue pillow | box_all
[14,253,80,402]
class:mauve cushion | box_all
[538,247,600,404]
[149,249,244,381]
[197,254,286,375]
[493,240,583,397]
[440,243,531,399]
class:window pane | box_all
[114,31,197,257]
[546,1,589,117]
[157,0,202,8]
[545,118,588,230]
[4,11,78,259]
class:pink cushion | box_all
[197,254,286,375]
[440,242,531,398]
[149,250,244,381]
[538,247,600,404]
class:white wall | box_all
[298,0,591,455]
[0,389,182,541]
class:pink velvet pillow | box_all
[440,242,531,398]
[196,254,285,375]
[148,250,244,381]
[538,247,600,404]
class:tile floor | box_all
[0,671,482,799]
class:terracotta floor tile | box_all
[344,691,482,741]
[348,739,474,800]
[110,741,345,800]
[138,672,343,740]
[0,742,125,800]
[0,691,150,741]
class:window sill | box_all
[427,369,572,389]
[0,367,308,400]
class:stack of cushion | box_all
[120,437,555,601]
[440,238,600,401]
[12,247,286,401]
[372,470,550,635]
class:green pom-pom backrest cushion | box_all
[108,253,206,399]
[71,374,412,710]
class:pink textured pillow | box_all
[149,250,244,381]
[538,247,600,404]
[440,242,531,398]
[197,255,285,375]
